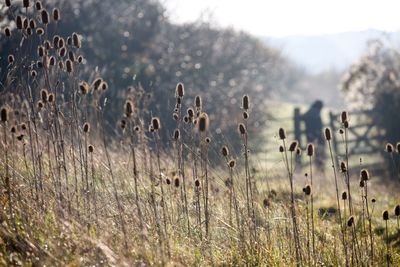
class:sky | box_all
[165,0,400,37]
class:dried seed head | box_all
[278,128,286,140]
[125,101,134,117]
[242,111,249,120]
[221,146,229,157]
[395,205,400,216]
[5,0,11,7]
[23,18,28,29]
[359,180,365,188]
[53,8,60,21]
[344,121,349,128]
[4,27,11,37]
[263,198,270,208]
[77,55,84,64]
[386,143,394,153]
[172,113,179,121]
[238,123,246,135]
[183,116,189,124]
[26,27,32,35]
[134,126,140,132]
[383,210,389,221]
[341,191,347,200]
[41,9,49,24]
[296,147,302,156]
[173,129,180,140]
[68,50,75,62]
[396,142,400,154]
[29,19,36,29]
[174,177,180,187]
[40,89,48,103]
[198,113,209,132]
[228,159,236,168]
[151,117,160,131]
[88,145,94,153]
[307,143,314,156]
[79,81,89,95]
[371,198,376,203]
[58,38,65,48]
[35,1,41,10]
[72,32,81,48]
[37,100,43,110]
[100,81,108,91]
[279,145,284,153]
[347,216,354,227]
[120,119,126,130]
[205,137,211,143]
[36,27,44,35]
[23,0,30,8]
[340,161,347,173]
[66,59,73,73]
[48,93,54,103]
[195,179,200,187]
[324,128,332,141]
[176,82,184,97]
[187,108,194,118]
[195,95,202,109]
[58,61,64,69]
[38,46,45,57]
[8,55,14,64]
[49,56,55,66]
[360,169,369,181]
[341,111,348,123]
[92,78,103,91]
[339,129,344,134]
[288,141,298,152]
[1,107,9,122]
[303,185,311,196]
[242,95,249,110]
[83,122,90,133]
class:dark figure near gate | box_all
[303,100,325,169]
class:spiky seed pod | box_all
[359,180,365,188]
[36,28,44,35]
[100,82,108,91]
[29,19,36,29]
[176,97,182,105]
[59,47,66,57]
[360,169,369,181]
[242,95,249,110]
[48,93,54,103]
[342,191,347,200]
[198,113,209,132]
[195,95,202,109]
[8,55,14,64]
[16,16,23,29]
[35,1,41,10]
[386,143,394,153]
[151,117,160,131]
[228,160,236,168]
[125,101,134,117]
[44,40,51,50]
[23,0,30,8]
[79,81,89,95]
[88,145,94,153]
[4,27,11,37]
[58,38,65,48]
[83,123,90,133]
[38,46,45,57]
[40,89,48,103]
[10,126,16,134]
[339,129,344,134]
[340,161,347,173]
[173,129,180,140]
[120,119,126,130]
[243,111,249,120]
[68,51,75,62]
[58,61,64,69]
[17,134,24,141]
[67,36,72,45]
[238,123,246,135]
[176,82,184,97]
[72,32,81,48]
[66,59,73,73]
[23,18,28,29]
[395,205,400,216]
[37,61,43,68]
[195,179,200,187]
[278,128,286,140]
[205,137,211,143]
[1,107,8,122]
[341,111,348,123]
[296,147,302,156]
[183,116,189,124]
[307,143,314,156]
[324,128,332,141]
[263,198,270,208]
[77,56,83,63]
[371,198,376,203]
[187,108,194,118]
[30,70,37,77]
[20,123,27,131]
[41,10,49,24]
[383,210,389,221]
[37,100,43,110]
[174,177,180,187]
[347,216,354,227]
[288,141,298,152]
[49,56,55,66]
[344,121,349,129]
[92,78,102,91]
[303,185,311,195]
[134,126,140,132]
[396,142,400,154]
[5,0,11,7]
[221,146,229,157]
[53,8,60,21]
[172,113,179,121]
[166,178,171,185]
[279,145,284,153]
[27,27,32,35]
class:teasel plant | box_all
[360,168,374,263]
[383,210,390,267]
[306,143,316,259]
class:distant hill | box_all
[263,29,400,74]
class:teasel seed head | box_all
[36,27,44,35]
[88,145,94,153]
[383,210,389,221]
[279,145,284,153]
[205,137,211,143]
[386,143,394,153]
[35,1,41,10]
[92,78,102,91]
[307,143,314,157]
[58,61,64,70]
[72,32,81,48]
[8,55,14,64]
[134,126,140,132]
[341,111,348,123]
[187,108,194,118]
[341,191,347,200]
[77,55,84,64]
[49,56,55,66]
[23,0,30,8]
[100,81,108,91]
[396,142,400,154]
[195,179,200,187]
[339,128,344,134]
[242,95,249,110]
[1,106,9,122]
[347,216,354,227]
[40,89,48,103]
[359,180,365,188]
[83,122,90,133]
[66,59,73,73]
[195,95,202,109]
[242,111,249,120]
[10,126,16,134]
[174,177,180,187]
[120,119,126,130]
[228,159,236,168]
[29,19,36,29]
[173,129,180,140]
[173,113,178,121]
[48,93,54,103]
[125,100,134,117]
[263,198,270,208]
[16,16,23,29]
[198,113,209,132]
[30,70,37,77]
[166,178,171,185]
[221,146,229,157]
[340,161,347,173]
[53,8,60,21]
[360,169,369,181]
[4,27,11,37]
[278,128,286,140]
[68,50,75,62]
[395,205,400,216]
[296,147,302,156]
[23,18,28,29]
[5,0,11,7]
[343,121,349,128]
[324,128,332,141]
[303,185,311,196]
[238,123,246,135]
[58,38,65,48]
[41,9,49,24]
[176,82,184,97]
[151,117,160,131]
[371,198,376,203]
[37,100,44,110]
[79,81,89,95]
[288,141,298,152]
